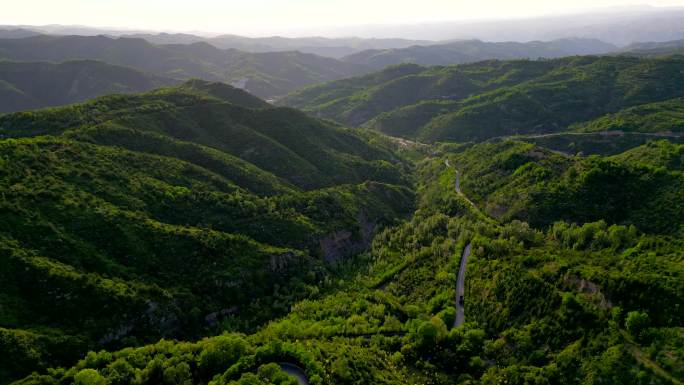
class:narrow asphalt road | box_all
[446,158,472,327]
[279,363,309,385]
[445,159,474,206]
[454,243,471,328]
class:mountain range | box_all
[298,6,684,44]
[0,33,657,110]
[0,35,368,99]
[1,25,683,111]
[7,6,684,46]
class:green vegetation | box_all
[445,139,684,234]
[573,97,684,133]
[282,56,684,142]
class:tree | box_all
[74,369,107,385]
[198,335,249,379]
[625,311,649,341]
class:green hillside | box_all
[516,131,684,156]
[572,97,684,134]
[0,81,415,384]
[282,56,684,142]
[447,139,684,234]
[0,60,178,113]
[0,35,370,99]
[6,138,681,385]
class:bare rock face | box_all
[269,251,297,272]
[319,213,375,264]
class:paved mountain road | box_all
[454,243,471,327]
[445,159,472,328]
[445,159,474,206]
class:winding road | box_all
[445,158,472,328]
[445,159,474,206]
[454,243,471,327]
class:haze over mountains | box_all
[0,6,681,108]
[4,6,684,45]
[291,5,684,44]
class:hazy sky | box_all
[3,0,684,36]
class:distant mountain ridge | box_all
[0,34,630,102]
[296,6,684,45]
[619,39,684,57]
[124,33,435,59]
[3,30,684,110]
[6,7,684,46]
[341,38,618,70]
[0,34,370,99]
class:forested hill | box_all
[281,55,684,142]
[0,60,178,113]
[0,80,415,384]
[0,35,370,99]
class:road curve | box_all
[454,243,471,328]
[278,363,309,385]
